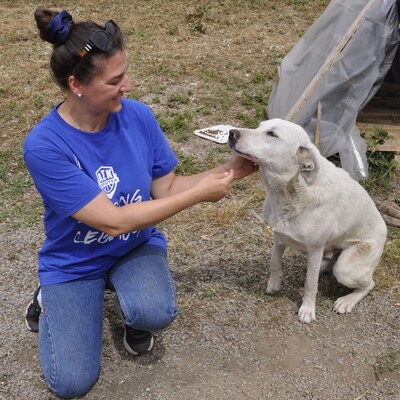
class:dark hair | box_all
[34,8,124,90]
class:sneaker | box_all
[123,325,154,356]
[25,287,41,333]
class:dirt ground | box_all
[1,221,399,400]
[1,0,400,399]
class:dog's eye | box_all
[266,130,277,138]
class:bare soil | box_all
[1,222,399,400]
[1,1,399,399]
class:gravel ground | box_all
[1,223,399,400]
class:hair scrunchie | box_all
[45,10,72,45]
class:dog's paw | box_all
[334,285,373,314]
[298,304,316,323]
[266,276,282,294]
[333,296,355,314]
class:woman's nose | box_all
[120,74,132,92]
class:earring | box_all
[77,93,82,98]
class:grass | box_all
[361,127,399,194]
[374,349,400,381]
[0,0,399,301]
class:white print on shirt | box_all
[73,190,142,245]
[74,230,114,244]
[96,166,120,199]
[73,153,82,170]
[116,189,143,205]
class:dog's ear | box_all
[296,146,319,184]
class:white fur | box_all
[229,119,387,323]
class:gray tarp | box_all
[266,0,399,180]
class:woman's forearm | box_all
[73,170,235,237]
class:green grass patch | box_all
[0,149,41,226]
[374,349,400,381]
[167,93,190,107]
[361,128,398,194]
[174,152,202,175]
[157,111,191,142]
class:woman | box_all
[23,8,256,399]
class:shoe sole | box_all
[25,301,39,333]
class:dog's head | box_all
[228,118,320,184]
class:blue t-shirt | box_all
[23,99,178,286]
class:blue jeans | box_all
[38,244,178,399]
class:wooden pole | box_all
[315,101,321,147]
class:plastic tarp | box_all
[266,0,399,180]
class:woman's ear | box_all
[68,74,83,97]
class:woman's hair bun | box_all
[34,8,73,46]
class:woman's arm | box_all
[72,169,235,237]
[72,155,256,237]
[151,155,258,199]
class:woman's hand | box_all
[151,156,257,202]
[193,169,235,203]
[222,155,258,180]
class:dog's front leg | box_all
[267,237,285,294]
[298,248,324,323]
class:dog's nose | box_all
[229,129,241,141]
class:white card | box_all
[193,124,234,144]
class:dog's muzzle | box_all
[228,129,241,149]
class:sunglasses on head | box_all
[79,20,118,58]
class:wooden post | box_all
[315,101,321,148]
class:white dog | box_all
[229,119,387,323]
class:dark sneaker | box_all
[25,287,41,333]
[123,325,154,356]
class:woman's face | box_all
[79,50,132,115]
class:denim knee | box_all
[110,244,180,331]
[125,301,179,331]
[45,366,100,399]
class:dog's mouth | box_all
[232,147,258,163]
[228,134,258,162]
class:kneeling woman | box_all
[23,8,257,399]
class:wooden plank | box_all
[360,83,400,110]
[358,83,400,128]
[357,107,400,123]
[372,82,400,98]
[361,98,400,109]
[285,0,379,121]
